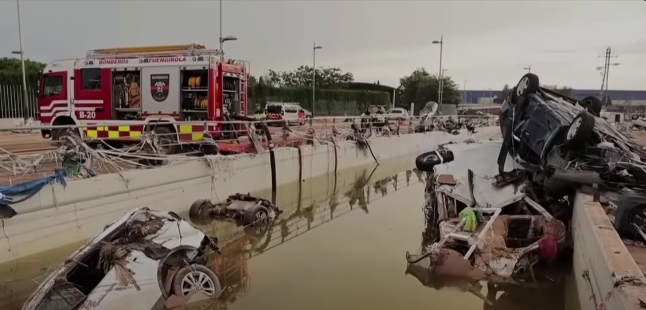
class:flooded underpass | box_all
[0,149,574,310]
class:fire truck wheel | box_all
[52,128,80,145]
[152,126,178,154]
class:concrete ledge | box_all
[0,128,500,264]
[572,192,646,310]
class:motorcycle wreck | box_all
[406,142,571,299]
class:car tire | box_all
[632,114,640,121]
[580,96,602,117]
[512,73,540,104]
[415,149,455,172]
[172,264,221,298]
[565,112,595,147]
[242,205,269,227]
[618,204,646,240]
[188,199,213,226]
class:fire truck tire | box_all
[52,127,80,145]
[152,125,178,155]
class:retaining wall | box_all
[0,128,501,264]
[572,192,646,310]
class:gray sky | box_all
[1,0,645,90]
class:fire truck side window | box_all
[81,68,102,90]
[42,75,63,97]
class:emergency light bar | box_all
[86,44,222,59]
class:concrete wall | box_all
[572,192,646,310]
[0,128,501,264]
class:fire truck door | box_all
[39,71,68,123]
[141,66,180,116]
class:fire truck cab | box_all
[38,44,249,152]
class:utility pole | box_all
[597,47,619,103]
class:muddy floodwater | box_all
[0,153,571,310]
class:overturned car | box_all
[408,142,569,288]
[188,193,281,236]
[499,73,646,240]
[23,208,222,310]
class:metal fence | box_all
[0,84,39,119]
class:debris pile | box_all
[406,73,646,301]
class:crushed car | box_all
[408,141,569,287]
[498,73,646,241]
[188,193,281,236]
[22,208,222,310]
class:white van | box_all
[265,102,306,126]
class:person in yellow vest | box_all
[253,104,266,120]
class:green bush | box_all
[249,85,390,116]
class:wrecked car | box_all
[499,73,645,179]
[408,142,568,286]
[499,73,646,241]
[23,208,222,310]
[189,193,281,232]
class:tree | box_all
[398,68,461,108]
[266,66,353,88]
[544,85,573,97]
[0,57,46,86]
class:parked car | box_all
[22,208,222,310]
[386,108,409,121]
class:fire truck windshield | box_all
[41,75,63,97]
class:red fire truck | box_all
[38,44,249,153]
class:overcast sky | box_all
[1,0,645,90]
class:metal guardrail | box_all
[0,115,497,132]
[0,115,498,185]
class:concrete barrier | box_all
[0,118,41,132]
[572,192,646,310]
[0,128,500,264]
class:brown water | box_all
[0,155,569,310]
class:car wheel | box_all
[188,199,213,226]
[565,112,595,147]
[242,205,269,227]
[172,264,221,298]
[512,73,540,104]
[617,204,646,240]
[415,149,455,172]
[580,96,602,117]
[632,114,640,121]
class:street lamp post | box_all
[312,43,322,117]
[13,0,29,119]
[432,36,444,106]
[439,68,448,105]
[218,0,237,62]
[524,65,531,73]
